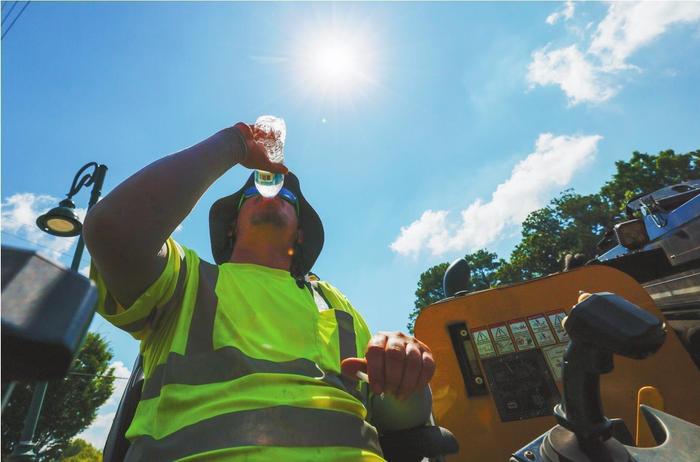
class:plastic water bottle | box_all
[253,115,286,197]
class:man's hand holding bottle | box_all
[234,122,289,174]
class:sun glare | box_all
[294,26,378,98]
[311,41,359,85]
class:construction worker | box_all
[83,122,435,461]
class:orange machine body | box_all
[414,265,700,462]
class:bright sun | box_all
[311,41,360,86]
[295,27,377,97]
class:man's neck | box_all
[229,241,293,272]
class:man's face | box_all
[233,193,300,247]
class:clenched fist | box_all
[342,331,435,400]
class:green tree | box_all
[410,148,700,326]
[61,438,102,461]
[466,250,501,291]
[601,149,700,219]
[2,333,115,461]
[496,149,699,284]
[408,262,449,334]
[496,191,614,283]
[408,250,501,333]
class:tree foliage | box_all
[2,333,115,461]
[61,438,102,461]
[495,191,614,283]
[410,149,700,327]
[465,250,501,291]
[601,150,699,219]
[408,262,449,333]
[408,250,501,333]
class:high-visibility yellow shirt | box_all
[92,238,384,461]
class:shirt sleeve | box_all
[89,237,187,340]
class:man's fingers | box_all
[416,350,436,389]
[396,342,422,400]
[364,331,435,397]
[384,338,407,396]
[366,334,388,394]
[340,358,367,382]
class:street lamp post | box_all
[9,163,107,461]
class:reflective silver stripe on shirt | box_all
[307,283,357,360]
[334,309,356,360]
[311,285,330,311]
[143,345,324,399]
[307,283,364,402]
[125,405,382,461]
[185,260,219,355]
[141,345,365,403]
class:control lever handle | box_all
[510,292,700,462]
[555,293,666,442]
[564,292,665,359]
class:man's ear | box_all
[296,228,304,244]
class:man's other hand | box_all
[341,332,435,400]
[234,122,289,174]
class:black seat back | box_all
[103,355,143,462]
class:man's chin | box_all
[250,211,287,228]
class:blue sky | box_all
[2,0,699,448]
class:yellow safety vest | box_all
[92,238,384,461]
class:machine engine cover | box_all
[415,265,700,462]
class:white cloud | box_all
[590,2,700,72]
[76,360,132,450]
[390,210,449,257]
[546,0,575,25]
[105,361,131,406]
[390,133,602,257]
[528,45,616,105]
[529,1,700,105]
[1,193,87,264]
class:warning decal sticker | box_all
[547,311,569,343]
[508,319,535,351]
[490,324,516,355]
[528,315,556,347]
[542,343,568,381]
[472,328,497,358]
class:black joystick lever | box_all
[554,293,666,442]
[511,292,667,462]
[512,292,700,462]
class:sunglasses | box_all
[237,186,300,216]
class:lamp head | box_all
[36,198,82,237]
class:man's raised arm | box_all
[82,123,287,308]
